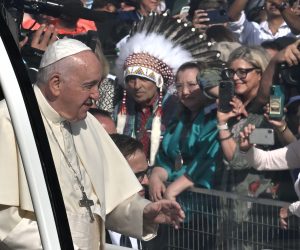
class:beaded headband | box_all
[124,53,174,88]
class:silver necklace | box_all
[42,113,95,223]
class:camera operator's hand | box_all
[192,9,210,32]
[239,123,255,152]
[274,39,300,66]
[31,24,58,52]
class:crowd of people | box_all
[1,0,300,249]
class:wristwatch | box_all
[277,1,289,12]
[217,123,229,130]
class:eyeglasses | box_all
[222,67,260,80]
[135,166,153,182]
[175,82,199,91]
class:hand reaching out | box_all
[143,199,185,229]
[149,175,166,202]
[279,207,289,229]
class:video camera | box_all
[1,0,113,35]
[278,44,300,87]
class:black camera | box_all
[279,45,300,86]
[279,63,300,86]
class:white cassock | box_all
[0,85,157,249]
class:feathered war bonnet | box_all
[116,13,221,165]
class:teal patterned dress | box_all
[155,104,221,189]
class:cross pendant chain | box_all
[79,190,95,223]
[42,116,95,223]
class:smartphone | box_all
[269,85,285,120]
[180,6,190,15]
[206,9,229,24]
[249,128,275,146]
[218,80,234,113]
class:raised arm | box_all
[239,124,300,171]
[269,0,300,34]
[227,0,248,21]
[255,39,300,106]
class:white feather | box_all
[116,32,193,87]
[116,113,126,134]
[149,115,161,166]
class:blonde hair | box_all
[227,46,271,72]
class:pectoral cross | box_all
[79,191,95,223]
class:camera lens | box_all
[279,63,300,86]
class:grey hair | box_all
[36,56,75,85]
[227,46,271,72]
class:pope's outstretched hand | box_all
[143,200,185,229]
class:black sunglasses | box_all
[135,166,154,182]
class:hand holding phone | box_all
[206,9,229,24]
[269,85,285,120]
[249,128,275,146]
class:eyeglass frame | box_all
[222,67,261,80]
[135,166,154,182]
[175,82,199,92]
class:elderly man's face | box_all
[126,76,158,105]
[58,51,102,122]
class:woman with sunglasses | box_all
[217,45,271,168]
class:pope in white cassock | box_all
[0,38,185,249]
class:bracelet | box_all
[217,123,229,130]
[277,123,288,133]
[277,1,289,11]
[219,133,233,141]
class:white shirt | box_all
[244,141,300,216]
[228,11,298,45]
[108,231,142,250]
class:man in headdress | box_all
[0,38,185,249]
[115,14,220,165]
